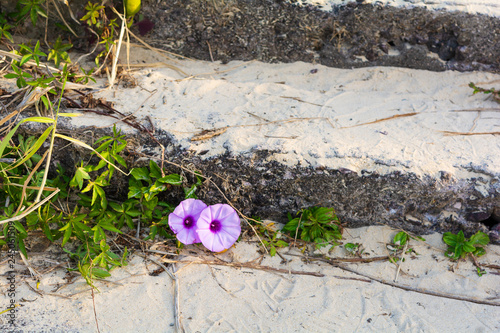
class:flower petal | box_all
[176,227,201,245]
[197,204,241,252]
[168,199,207,245]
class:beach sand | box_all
[1,225,499,332]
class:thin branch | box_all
[160,257,325,278]
[307,255,500,307]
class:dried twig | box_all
[306,255,500,307]
[441,131,500,136]
[394,241,408,282]
[279,95,334,108]
[91,288,101,333]
[145,256,183,333]
[160,257,325,278]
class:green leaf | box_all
[393,231,408,246]
[92,268,111,279]
[183,183,198,199]
[0,116,54,162]
[282,217,300,234]
[128,185,142,199]
[149,160,162,179]
[4,73,19,79]
[462,243,476,253]
[92,225,106,243]
[74,220,92,233]
[13,221,27,237]
[99,223,122,234]
[131,167,150,182]
[275,240,288,248]
[10,125,53,170]
[18,237,28,258]
[20,54,32,66]
[71,166,91,189]
[442,232,458,247]
[108,201,123,212]
[114,154,127,168]
[474,247,486,257]
[158,174,182,185]
[62,224,72,246]
[469,231,489,246]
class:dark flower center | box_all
[183,216,195,229]
[210,220,222,233]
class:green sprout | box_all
[443,230,489,260]
[282,207,342,249]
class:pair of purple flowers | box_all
[168,199,241,252]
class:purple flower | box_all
[168,199,207,245]
[196,204,241,252]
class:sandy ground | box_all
[0,225,499,332]
[67,52,500,182]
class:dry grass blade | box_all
[0,188,60,225]
[108,6,127,88]
[441,131,500,136]
[190,116,335,141]
[55,133,129,175]
[50,0,77,37]
[341,112,418,128]
[110,7,188,78]
[0,183,58,192]
[0,50,60,73]
[14,150,49,216]
[16,87,53,114]
[451,108,500,112]
[191,127,228,141]
[279,95,334,108]
[0,111,19,127]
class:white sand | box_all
[291,0,500,17]
[68,52,500,183]
[1,225,499,332]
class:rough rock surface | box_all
[141,0,500,72]
[18,120,497,237]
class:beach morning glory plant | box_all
[169,200,241,252]
[196,204,241,252]
[168,199,207,245]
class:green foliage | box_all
[4,62,33,88]
[0,0,153,289]
[0,23,13,43]
[443,230,489,260]
[16,0,47,26]
[282,207,342,249]
[344,242,364,256]
[18,40,46,66]
[80,2,106,27]
[386,231,424,263]
[469,82,500,100]
[127,159,186,240]
[75,67,97,85]
[250,218,288,257]
[47,37,72,67]
[95,18,119,66]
